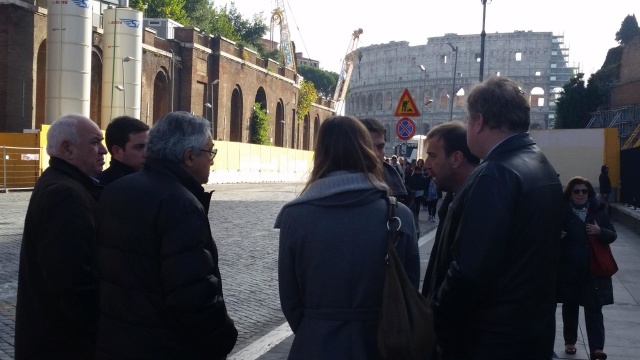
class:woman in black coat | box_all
[557,176,617,360]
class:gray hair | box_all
[146,111,211,163]
[46,114,87,156]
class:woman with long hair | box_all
[557,176,617,360]
[275,116,419,359]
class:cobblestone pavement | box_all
[0,185,440,359]
[0,183,305,359]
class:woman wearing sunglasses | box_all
[557,176,617,359]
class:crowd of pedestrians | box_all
[13,75,618,360]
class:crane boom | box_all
[333,28,363,113]
[271,2,296,72]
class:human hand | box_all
[586,221,601,235]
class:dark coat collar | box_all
[485,133,535,161]
[144,159,213,212]
[49,157,103,199]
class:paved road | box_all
[0,183,307,359]
[0,182,440,359]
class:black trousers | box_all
[562,303,605,351]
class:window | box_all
[515,52,522,61]
[551,50,557,56]
[550,63,557,68]
[441,55,448,64]
[496,71,501,76]
[475,53,481,62]
[550,76,556,81]
[548,114,555,119]
[535,71,541,76]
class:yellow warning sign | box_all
[394,88,420,117]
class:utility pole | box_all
[479,0,488,82]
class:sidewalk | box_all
[249,204,640,360]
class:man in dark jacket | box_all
[97,115,149,186]
[421,121,479,298]
[598,164,612,207]
[95,111,237,359]
[15,114,107,359]
[430,77,564,359]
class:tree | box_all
[297,65,339,99]
[296,80,317,122]
[615,14,640,45]
[249,103,270,145]
[131,0,188,25]
[555,73,603,129]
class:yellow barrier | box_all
[7,127,313,185]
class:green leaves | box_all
[297,65,339,99]
[249,103,271,145]
[555,73,603,129]
[296,80,317,122]
[615,14,640,45]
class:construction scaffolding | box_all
[586,105,640,149]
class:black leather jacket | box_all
[431,133,564,359]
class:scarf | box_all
[570,202,588,222]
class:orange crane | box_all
[333,28,363,114]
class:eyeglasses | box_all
[199,148,217,159]
[572,189,588,195]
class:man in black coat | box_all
[421,121,479,298]
[430,77,564,359]
[15,114,107,359]
[95,111,237,359]
[97,115,149,186]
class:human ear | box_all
[112,145,125,161]
[183,148,195,167]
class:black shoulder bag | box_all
[377,196,434,360]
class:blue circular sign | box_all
[395,117,416,140]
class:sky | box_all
[220,0,639,80]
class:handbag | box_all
[588,233,618,277]
[377,196,434,360]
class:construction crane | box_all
[270,1,296,72]
[333,28,363,114]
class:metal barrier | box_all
[1,146,42,192]
[620,146,640,209]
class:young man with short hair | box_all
[97,116,149,186]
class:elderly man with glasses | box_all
[94,111,237,359]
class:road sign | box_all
[394,88,420,117]
[395,117,416,140]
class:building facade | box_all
[0,0,334,151]
[345,31,576,155]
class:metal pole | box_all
[448,44,458,122]
[3,147,7,193]
[479,0,488,82]
[121,58,126,115]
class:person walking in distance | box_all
[557,176,616,360]
[15,114,107,359]
[429,77,564,359]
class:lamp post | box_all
[419,64,427,133]
[447,43,458,122]
[204,79,219,130]
[119,56,135,115]
[479,0,488,82]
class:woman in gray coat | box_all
[275,116,419,360]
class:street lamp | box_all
[447,43,458,122]
[204,79,219,129]
[479,0,488,82]
[120,56,135,115]
[419,64,428,133]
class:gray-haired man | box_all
[95,111,237,359]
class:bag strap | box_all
[386,196,402,256]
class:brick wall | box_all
[611,35,640,108]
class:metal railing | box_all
[1,146,42,192]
